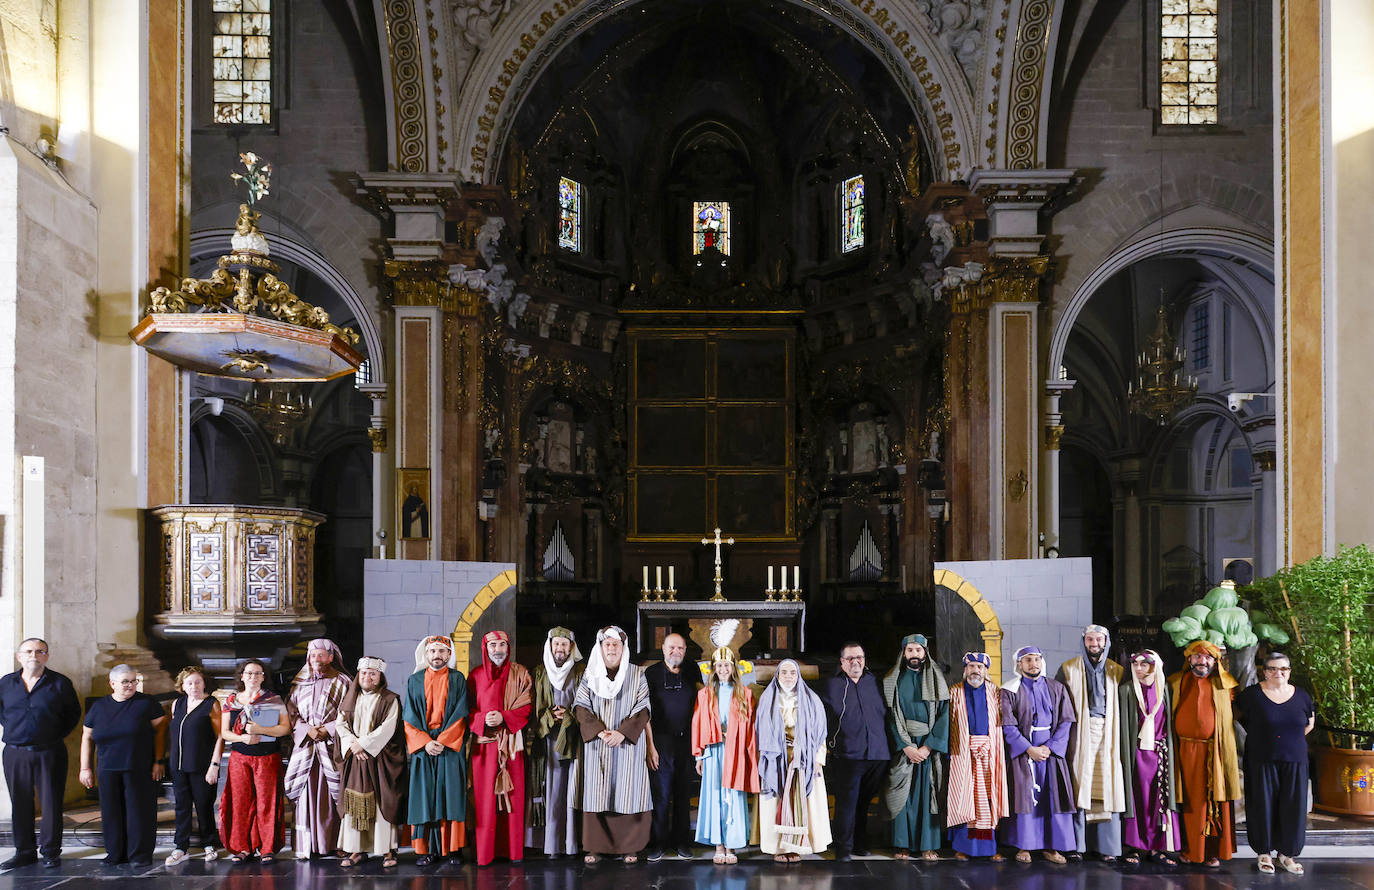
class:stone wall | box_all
[363,559,517,681]
[936,557,1093,682]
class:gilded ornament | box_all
[367,427,388,453]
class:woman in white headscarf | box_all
[755,659,830,862]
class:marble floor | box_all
[0,850,1370,888]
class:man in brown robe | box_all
[1167,639,1240,867]
[333,657,406,868]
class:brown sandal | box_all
[340,853,365,868]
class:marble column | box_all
[1042,378,1076,554]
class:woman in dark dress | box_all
[1234,651,1315,876]
[165,666,224,865]
[78,664,168,867]
[219,658,291,862]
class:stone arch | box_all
[1047,226,1275,378]
[446,0,978,183]
[449,569,519,675]
[931,567,1005,684]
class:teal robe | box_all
[404,668,468,827]
[888,668,950,851]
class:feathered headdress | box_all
[699,618,754,681]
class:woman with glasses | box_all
[1234,652,1314,876]
[219,659,291,863]
[78,665,168,867]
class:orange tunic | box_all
[1174,673,1235,863]
[691,685,760,793]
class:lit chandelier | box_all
[246,382,313,447]
[1128,306,1197,425]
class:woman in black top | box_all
[165,666,224,865]
[78,665,168,867]
[1234,652,1315,876]
[219,658,290,862]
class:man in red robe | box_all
[468,630,533,866]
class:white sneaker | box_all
[165,849,188,866]
[203,846,219,862]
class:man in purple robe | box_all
[999,645,1076,864]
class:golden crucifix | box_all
[701,527,735,602]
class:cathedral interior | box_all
[1,0,1359,706]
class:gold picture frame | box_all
[397,467,431,541]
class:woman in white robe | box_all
[755,659,831,861]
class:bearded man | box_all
[574,626,653,863]
[1167,639,1240,867]
[882,633,949,861]
[528,627,584,858]
[403,635,468,866]
[334,657,406,869]
[285,638,351,858]
[468,630,533,866]
[1000,645,1076,864]
[644,632,700,861]
[1056,624,1126,861]
[946,653,1008,860]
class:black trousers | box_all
[97,769,157,864]
[649,736,696,849]
[829,756,888,854]
[2,744,68,858]
[1245,758,1308,857]
[171,766,220,851]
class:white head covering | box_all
[1130,650,1166,751]
[356,656,386,673]
[414,634,455,672]
[585,626,630,699]
[543,626,583,688]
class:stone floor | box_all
[0,848,1371,888]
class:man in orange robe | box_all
[403,635,468,867]
[1167,639,1240,867]
[468,630,532,866]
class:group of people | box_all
[0,625,1315,876]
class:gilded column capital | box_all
[1045,424,1065,450]
[947,254,1052,314]
[367,427,388,453]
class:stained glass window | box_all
[213,0,273,125]
[841,175,865,252]
[558,177,582,251]
[693,201,730,256]
[1161,0,1217,125]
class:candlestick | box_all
[669,565,675,589]
[656,565,662,590]
[767,565,774,591]
[643,566,649,590]
[794,565,800,588]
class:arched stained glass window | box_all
[693,201,730,256]
[212,0,273,125]
[841,175,865,252]
[1161,0,1218,125]
[558,177,582,251]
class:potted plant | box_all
[1249,544,1374,818]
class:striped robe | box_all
[946,681,1009,830]
[573,663,653,814]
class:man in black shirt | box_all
[0,637,82,869]
[822,641,890,861]
[643,632,700,861]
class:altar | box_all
[635,599,806,660]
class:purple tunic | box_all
[1122,684,1180,852]
[1000,676,1076,852]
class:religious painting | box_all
[693,201,731,255]
[636,337,706,399]
[635,474,708,535]
[850,418,878,473]
[717,337,786,399]
[841,174,865,252]
[717,473,787,536]
[397,467,430,540]
[636,406,707,466]
[718,405,786,466]
[545,401,575,473]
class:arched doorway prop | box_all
[932,568,1004,684]
[451,569,520,675]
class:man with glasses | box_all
[0,639,82,869]
[822,642,889,861]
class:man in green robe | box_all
[402,635,468,866]
[883,632,950,860]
